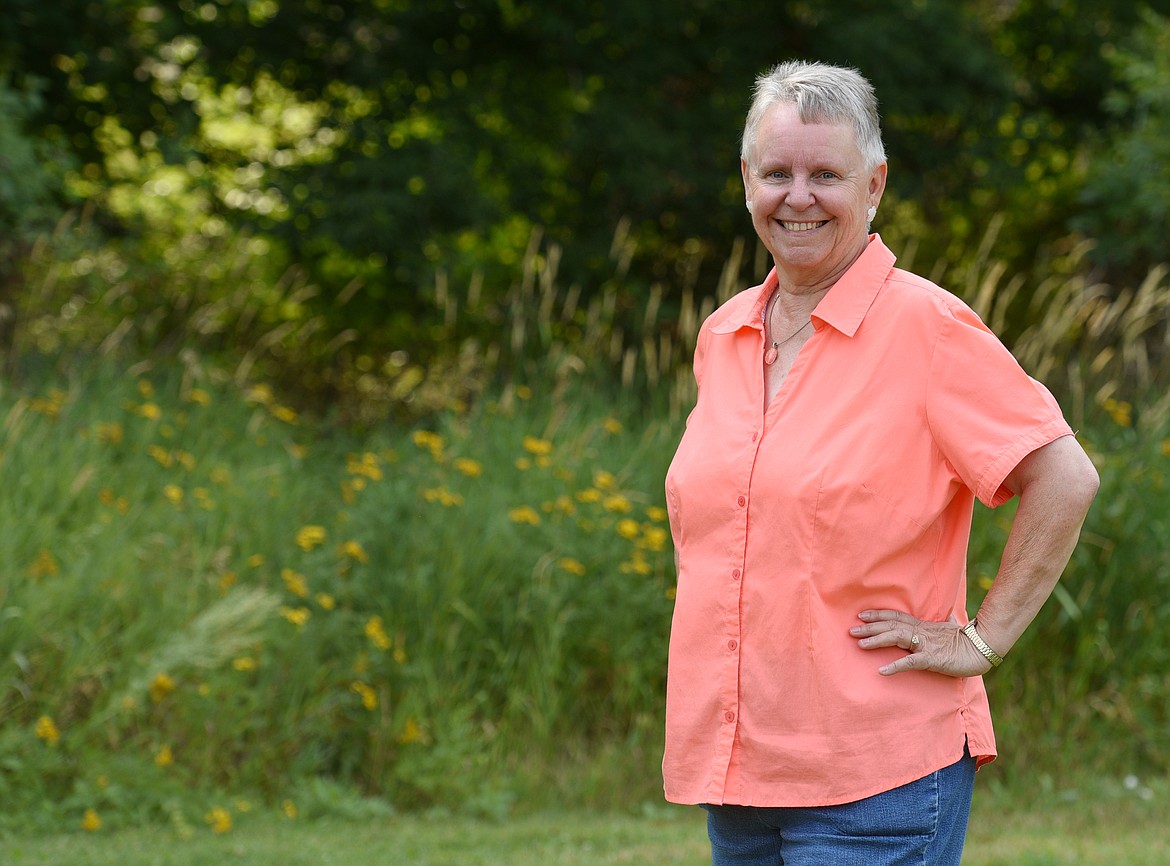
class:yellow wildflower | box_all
[645,506,668,522]
[211,467,232,486]
[205,806,233,834]
[522,436,553,456]
[175,450,196,471]
[137,380,155,398]
[576,488,602,503]
[453,457,483,477]
[558,557,587,576]
[96,422,124,444]
[246,383,273,404]
[35,715,60,746]
[1161,439,1170,458]
[621,554,654,576]
[316,593,336,610]
[271,405,298,424]
[508,506,542,526]
[163,484,184,506]
[281,799,298,820]
[422,486,464,506]
[28,549,60,578]
[246,553,265,567]
[148,445,174,467]
[81,808,102,832]
[978,576,995,591]
[639,525,669,552]
[516,385,533,400]
[411,430,445,461]
[602,494,632,513]
[617,519,641,540]
[149,672,176,703]
[232,656,257,672]
[187,388,212,406]
[282,568,309,598]
[347,452,384,480]
[365,615,392,650]
[393,644,408,665]
[219,571,238,593]
[138,402,162,420]
[235,799,253,813]
[398,718,426,745]
[594,470,617,490]
[550,495,576,515]
[295,525,327,551]
[351,681,378,710]
[602,417,623,434]
[30,391,65,417]
[340,539,369,564]
[1102,397,1132,427]
[515,457,532,471]
[535,455,552,469]
[279,606,311,628]
[155,745,174,767]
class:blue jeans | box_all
[703,748,976,866]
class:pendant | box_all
[764,345,778,366]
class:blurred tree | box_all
[1073,8,1170,278]
[1,0,1166,379]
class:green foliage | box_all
[0,354,680,828]
[1074,9,1170,277]
[10,0,1166,367]
[0,77,59,242]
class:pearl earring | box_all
[867,206,877,222]
[746,200,753,213]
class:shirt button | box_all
[737,495,746,507]
[724,711,735,723]
[751,431,758,442]
[727,639,738,651]
[731,569,741,580]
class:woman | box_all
[663,60,1099,866]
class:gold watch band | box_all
[963,621,1004,668]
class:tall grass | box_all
[2,219,1168,835]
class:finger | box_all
[880,651,926,676]
[857,609,908,623]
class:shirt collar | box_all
[710,234,897,338]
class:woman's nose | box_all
[786,177,814,208]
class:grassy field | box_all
[3,775,1167,866]
[3,239,1169,840]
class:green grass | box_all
[4,227,1170,829]
[2,351,1170,830]
[3,776,1167,866]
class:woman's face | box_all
[742,102,886,290]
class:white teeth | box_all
[782,221,824,232]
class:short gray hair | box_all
[741,60,887,171]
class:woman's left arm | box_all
[853,433,1100,677]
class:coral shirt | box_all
[663,235,1072,807]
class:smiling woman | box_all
[662,59,1099,866]
[741,103,885,301]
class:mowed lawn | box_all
[3,776,1167,866]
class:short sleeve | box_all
[927,304,1073,507]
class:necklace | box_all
[762,292,812,366]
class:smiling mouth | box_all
[780,220,829,232]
